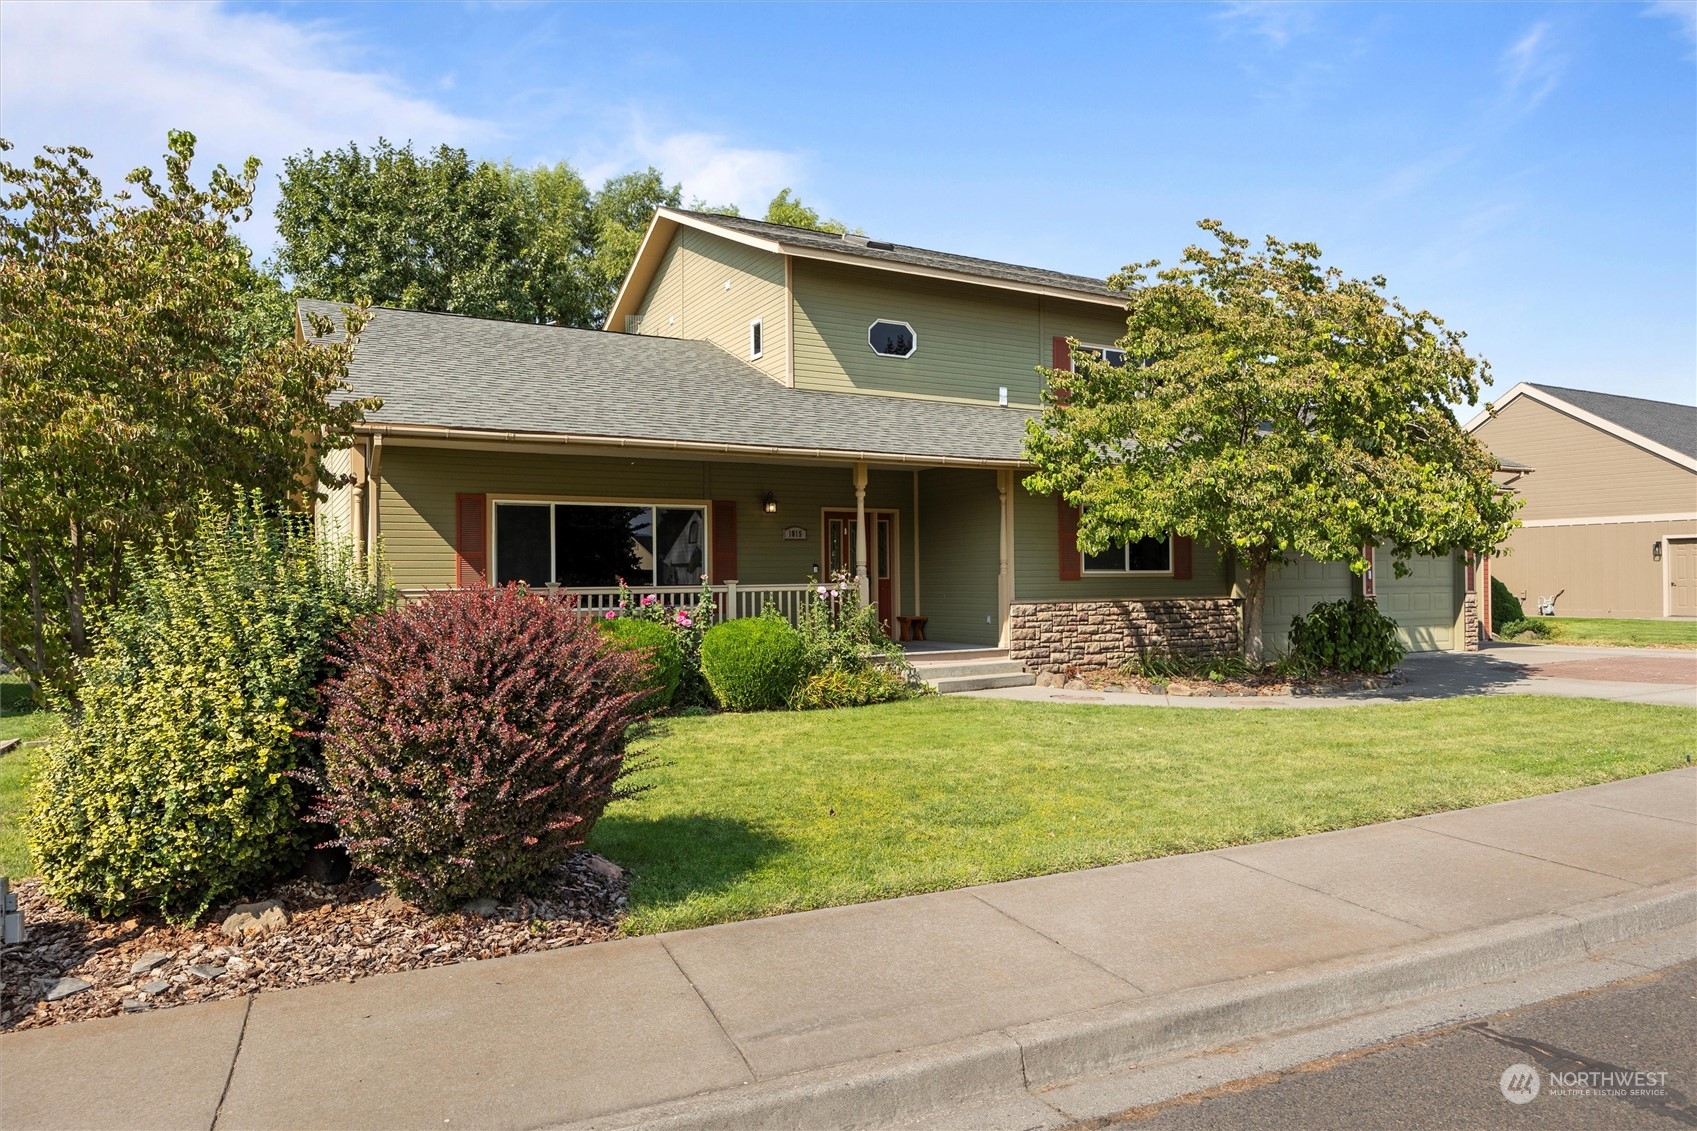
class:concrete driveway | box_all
[968,643,1697,709]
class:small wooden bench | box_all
[895,615,928,642]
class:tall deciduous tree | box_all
[1024,220,1518,660]
[764,188,849,234]
[0,133,375,697]
[276,141,692,329]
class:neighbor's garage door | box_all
[1376,554,1458,652]
[1263,555,1353,654]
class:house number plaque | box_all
[782,526,808,541]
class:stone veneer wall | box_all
[1009,598,1242,675]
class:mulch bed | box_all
[1040,668,1405,698]
[0,853,628,1032]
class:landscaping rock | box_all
[186,964,226,981]
[121,997,150,1013]
[362,880,388,898]
[129,951,173,976]
[45,978,91,1002]
[584,855,623,883]
[221,900,289,942]
[460,898,499,918]
[141,980,170,996]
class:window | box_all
[1072,345,1127,369]
[493,501,707,587]
[868,319,917,358]
[749,318,763,360]
[1083,535,1172,574]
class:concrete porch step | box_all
[907,659,1029,680]
[929,671,1039,694]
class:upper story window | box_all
[1073,344,1127,369]
[1083,535,1172,575]
[868,319,917,359]
[749,318,763,360]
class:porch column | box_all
[996,469,1014,648]
[853,461,870,601]
[365,434,383,580]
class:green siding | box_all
[1011,485,1233,601]
[791,259,1127,407]
[378,446,914,599]
[916,468,1001,645]
[633,229,788,383]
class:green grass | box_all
[1522,617,1697,649]
[1,675,60,877]
[590,696,1695,934]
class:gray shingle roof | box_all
[671,210,1126,301]
[301,300,1033,465]
[1530,383,1697,460]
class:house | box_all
[308,208,1480,671]
[1465,383,1697,619]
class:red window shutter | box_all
[1171,536,1193,580]
[455,493,488,587]
[1057,497,1082,581]
[1050,336,1073,406]
[710,500,738,584]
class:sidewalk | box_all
[3,769,1694,1131]
[968,642,1697,709]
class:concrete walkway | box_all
[967,642,1697,709]
[3,770,1694,1131]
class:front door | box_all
[1671,539,1697,617]
[824,511,894,632]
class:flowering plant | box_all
[602,575,718,708]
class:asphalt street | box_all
[1079,961,1697,1130]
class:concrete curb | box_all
[558,877,1697,1131]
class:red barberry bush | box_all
[311,586,650,910]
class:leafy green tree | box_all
[0,133,374,698]
[581,167,682,325]
[1024,220,1519,660]
[764,188,849,234]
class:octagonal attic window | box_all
[868,319,917,358]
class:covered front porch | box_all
[344,437,1023,648]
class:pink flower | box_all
[816,585,829,597]
[640,594,657,606]
[603,610,618,620]
[674,611,693,627]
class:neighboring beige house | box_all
[310,208,1482,673]
[1466,383,1697,619]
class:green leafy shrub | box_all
[29,495,385,922]
[605,577,717,708]
[700,614,807,711]
[1286,598,1407,675]
[601,616,683,711]
[1491,577,1525,633]
[1129,651,1252,683]
[1498,617,1552,639]
[791,665,919,710]
[310,586,650,910]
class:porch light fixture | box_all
[761,492,779,514]
[1654,540,1663,561]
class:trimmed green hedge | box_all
[1491,577,1524,633]
[601,617,683,711]
[700,615,806,711]
[792,666,917,710]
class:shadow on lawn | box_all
[590,813,786,908]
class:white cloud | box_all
[1644,1,1697,49]
[1499,21,1564,114]
[0,0,484,256]
[576,115,804,216]
[1213,1,1319,48]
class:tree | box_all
[0,133,375,698]
[764,188,849,235]
[276,142,693,329]
[1023,220,1519,661]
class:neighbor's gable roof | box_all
[1464,382,1697,472]
[300,300,1033,466]
[605,208,1127,332]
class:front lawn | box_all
[592,696,1695,934]
[1522,617,1697,649]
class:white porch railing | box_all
[559,582,819,626]
[396,582,821,625]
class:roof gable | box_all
[606,208,1127,333]
[1466,382,1697,472]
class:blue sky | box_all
[3,1,1693,405]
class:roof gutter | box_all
[353,421,1032,470]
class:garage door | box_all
[1262,555,1353,653]
[1376,554,1458,652]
